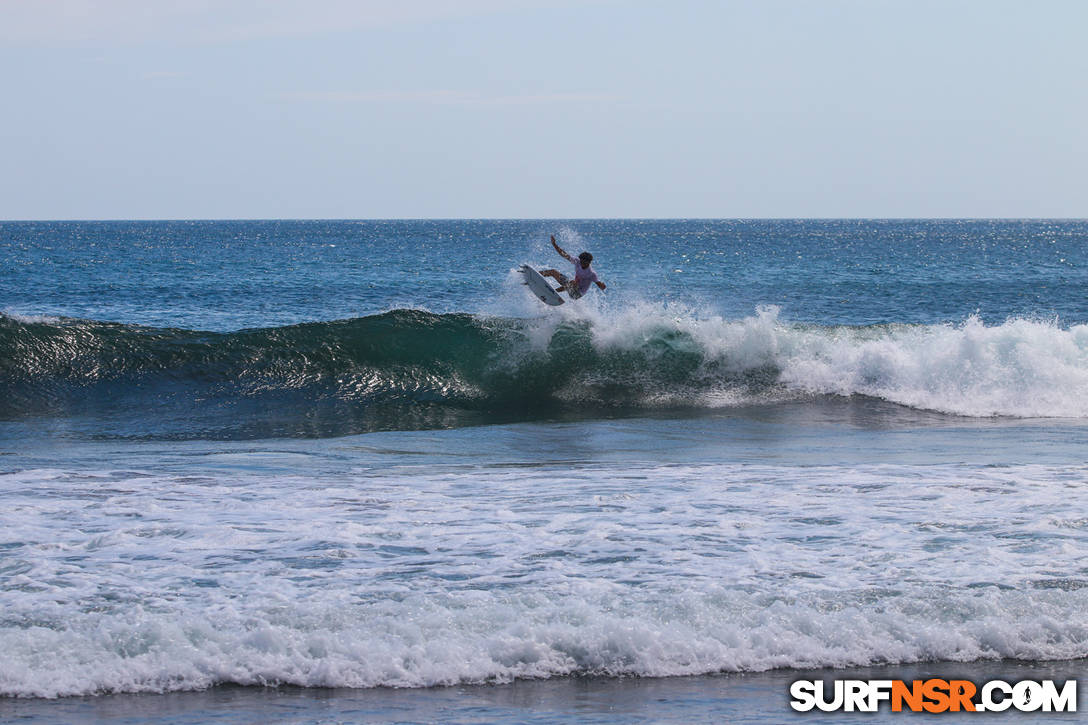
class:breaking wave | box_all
[3,305,1087,438]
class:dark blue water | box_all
[5,220,1086,330]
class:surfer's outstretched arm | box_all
[551,235,573,263]
[595,280,607,291]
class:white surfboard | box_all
[519,265,564,306]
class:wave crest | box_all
[3,306,1087,438]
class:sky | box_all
[1,0,1085,219]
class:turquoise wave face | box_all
[0,310,757,438]
[5,306,1088,439]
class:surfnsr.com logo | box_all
[790,679,1077,713]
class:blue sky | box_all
[2,0,1085,219]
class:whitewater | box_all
[3,460,1087,699]
[1,220,1086,714]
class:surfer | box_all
[541,235,607,299]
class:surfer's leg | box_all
[550,272,572,294]
[537,269,569,293]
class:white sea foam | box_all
[500,294,1088,417]
[1,462,1086,698]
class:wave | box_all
[3,307,1088,438]
[3,461,1087,699]
[4,584,1085,698]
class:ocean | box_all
[1,219,1086,722]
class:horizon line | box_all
[2,216,1086,223]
